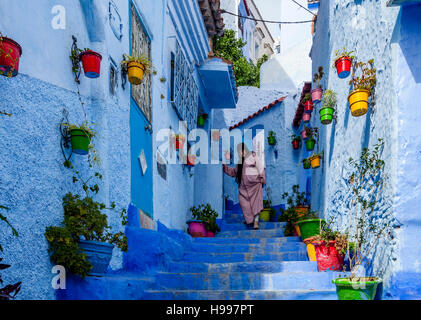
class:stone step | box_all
[183,251,308,263]
[216,229,285,238]
[155,271,342,291]
[192,236,300,244]
[167,261,318,273]
[220,221,286,231]
[143,289,338,300]
[190,241,306,254]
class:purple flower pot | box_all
[187,220,207,237]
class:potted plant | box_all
[302,158,311,170]
[188,204,220,237]
[197,111,208,127]
[309,151,323,169]
[332,48,355,79]
[312,66,324,102]
[320,89,337,125]
[281,185,310,236]
[77,48,102,79]
[45,167,128,277]
[62,121,97,156]
[303,93,313,114]
[348,59,376,117]
[332,139,392,300]
[260,199,275,222]
[296,214,326,242]
[173,134,186,150]
[0,33,22,78]
[291,134,301,150]
[302,113,311,123]
[310,225,347,272]
[267,131,277,146]
[304,127,318,152]
[121,54,154,85]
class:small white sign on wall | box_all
[139,149,147,176]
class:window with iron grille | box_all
[130,3,152,123]
[171,41,199,132]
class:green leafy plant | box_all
[282,184,308,208]
[344,138,393,279]
[322,89,337,110]
[190,203,220,234]
[311,150,323,158]
[278,208,318,236]
[121,54,156,75]
[214,29,268,87]
[0,33,19,78]
[313,66,324,89]
[45,165,128,278]
[304,126,318,140]
[0,205,18,253]
[291,134,301,143]
[302,158,311,168]
[332,47,356,68]
[309,220,349,255]
[303,93,312,103]
[349,59,377,94]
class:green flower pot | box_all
[70,129,91,155]
[319,107,334,125]
[259,208,272,222]
[332,277,382,300]
[296,219,325,241]
[197,115,206,127]
[303,159,311,170]
[268,136,276,145]
[305,138,316,151]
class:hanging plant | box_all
[311,66,324,102]
[197,111,208,127]
[348,59,376,117]
[291,134,301,150]
[267,130,277,145]
[303,93,313,114]
[332,48,355,79]
[61,121,98,159]
[320,89,337,125]
[121,54,155,85]
[0,33,22,78]
[78,49,102,79]
[173,134,186,150]
[302,158,311,170]
[309,151,323,169]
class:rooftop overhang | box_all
[198,0,225,37]
[199,57,239,109]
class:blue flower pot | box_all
[78,240,114,276]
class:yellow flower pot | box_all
[303,240,317,262]
[294,223,301,237]
[348,89,370,117]
[127,61,145,85]
[310,155,321,168]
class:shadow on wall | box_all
[328,119,336,166]
[361,106,372,151]
[400,4,421,84]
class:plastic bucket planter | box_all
[303,238,317,261]
[305,138,316,152]
[332,277,382,300]
[187,221,207,237]
[310,155,321,169]
[292,140,300,150]
[348,89,369,117]
[311,88,323,103]
[79,50,102,79]
[304,101,313,114]
[301,129,308,140]
[197,115,207,127]
[296,219,325,241]
[295,205,310,217]
[268,136,276,145]
[320,107,334,125]
[70,129,91,155]
[312,240,344,272]
[0,37,22,77]
[78,240,114,276]
[335,56,352,79]
[303,159,311,170]
[127,61,145,85]
[293,222,301,237]
[302,113,311,123]
[259,208,272,222]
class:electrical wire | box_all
[219,9,314,24]
[291,0,317,17]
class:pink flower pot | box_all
[303,113,311,123]
[187,221,207,238]
[311,88,323,102]
[301,129,308,140]
[312,240,344,272]
[206,231,215,238]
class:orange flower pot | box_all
[348,89,369,117]
[310,155,321,168]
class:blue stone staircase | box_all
[143,206,341,300]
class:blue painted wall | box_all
[310,0,421,299]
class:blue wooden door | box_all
[130,2,153,217]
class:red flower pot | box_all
[311,88,323,102]
[187,155,196,166]
[0,37,22,77]
[292,140,300,150]
[79,50,102,78]
[301,129,308,140]
[304,101,313,114]
[312,240,344,272]
[174,136,185,150]
[335,56,352,79]
[206,231,215,238]
[303,113,311,123]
